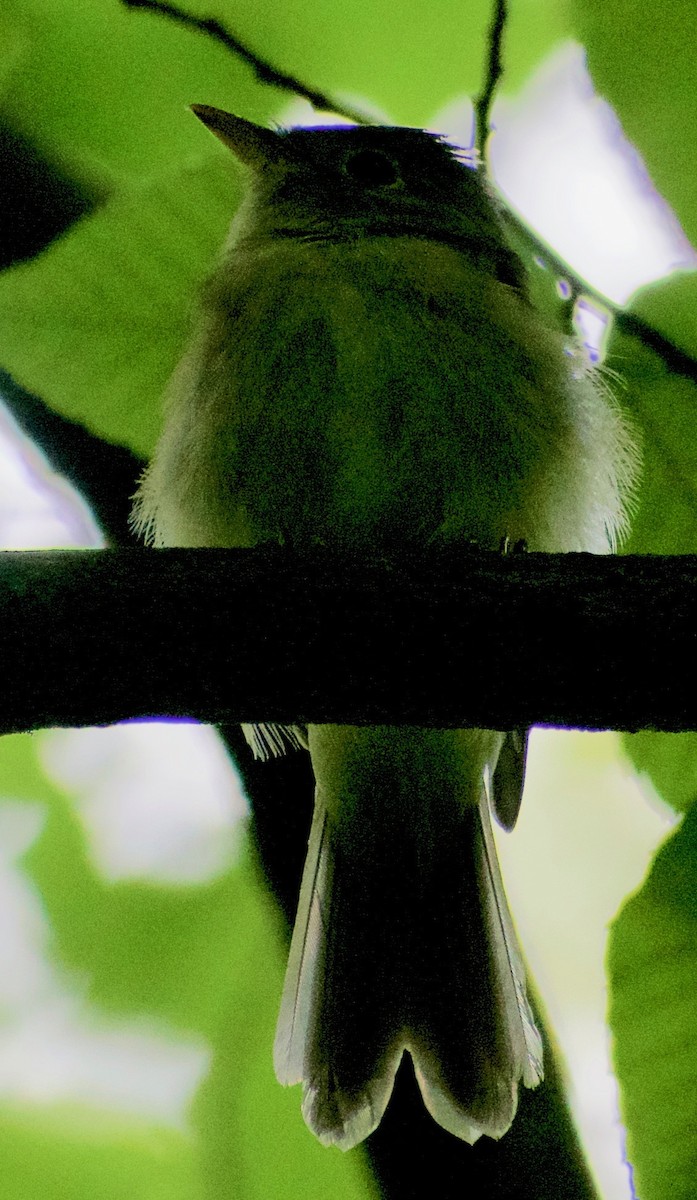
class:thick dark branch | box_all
[1,545,696,735]
[121,0,374,126]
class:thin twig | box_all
[121,0,374,125]
[474,0,507,156]
[99,2,697,394]
[499,206,697,384]
[614,309,697,384]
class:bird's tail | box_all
[273,725,543,1149]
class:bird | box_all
[133,107,638,1149]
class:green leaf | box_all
[0,732,68,807]
[608,805,697,1200]
[0,0,283,185]
[21,750,272,1037]
[631,274,697,361]
[609,302,697,808]
[0,1104,201,1200]
[0,155,238,455]
[0,0,574,456]
[16,742,371,1199]
[0,4,28,97]
[502,0,571,94]
[1,0,571,191]
[615,343,697,558]
[193,853,375,1200]
[569,0,697,249]
[569,5,697,831]
[623,732,697,814]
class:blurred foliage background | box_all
[0,1,696,1198]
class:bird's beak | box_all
[190,105,281,167]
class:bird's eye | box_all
[342,149,401,189]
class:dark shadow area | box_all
[0,371,144,546]
[0,125,98,267]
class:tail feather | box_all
[274,796,405,1146]
[478,782,543,1089]
[273,802,332,1089]
[405,790,542,1143]
[273,726,542,1149]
